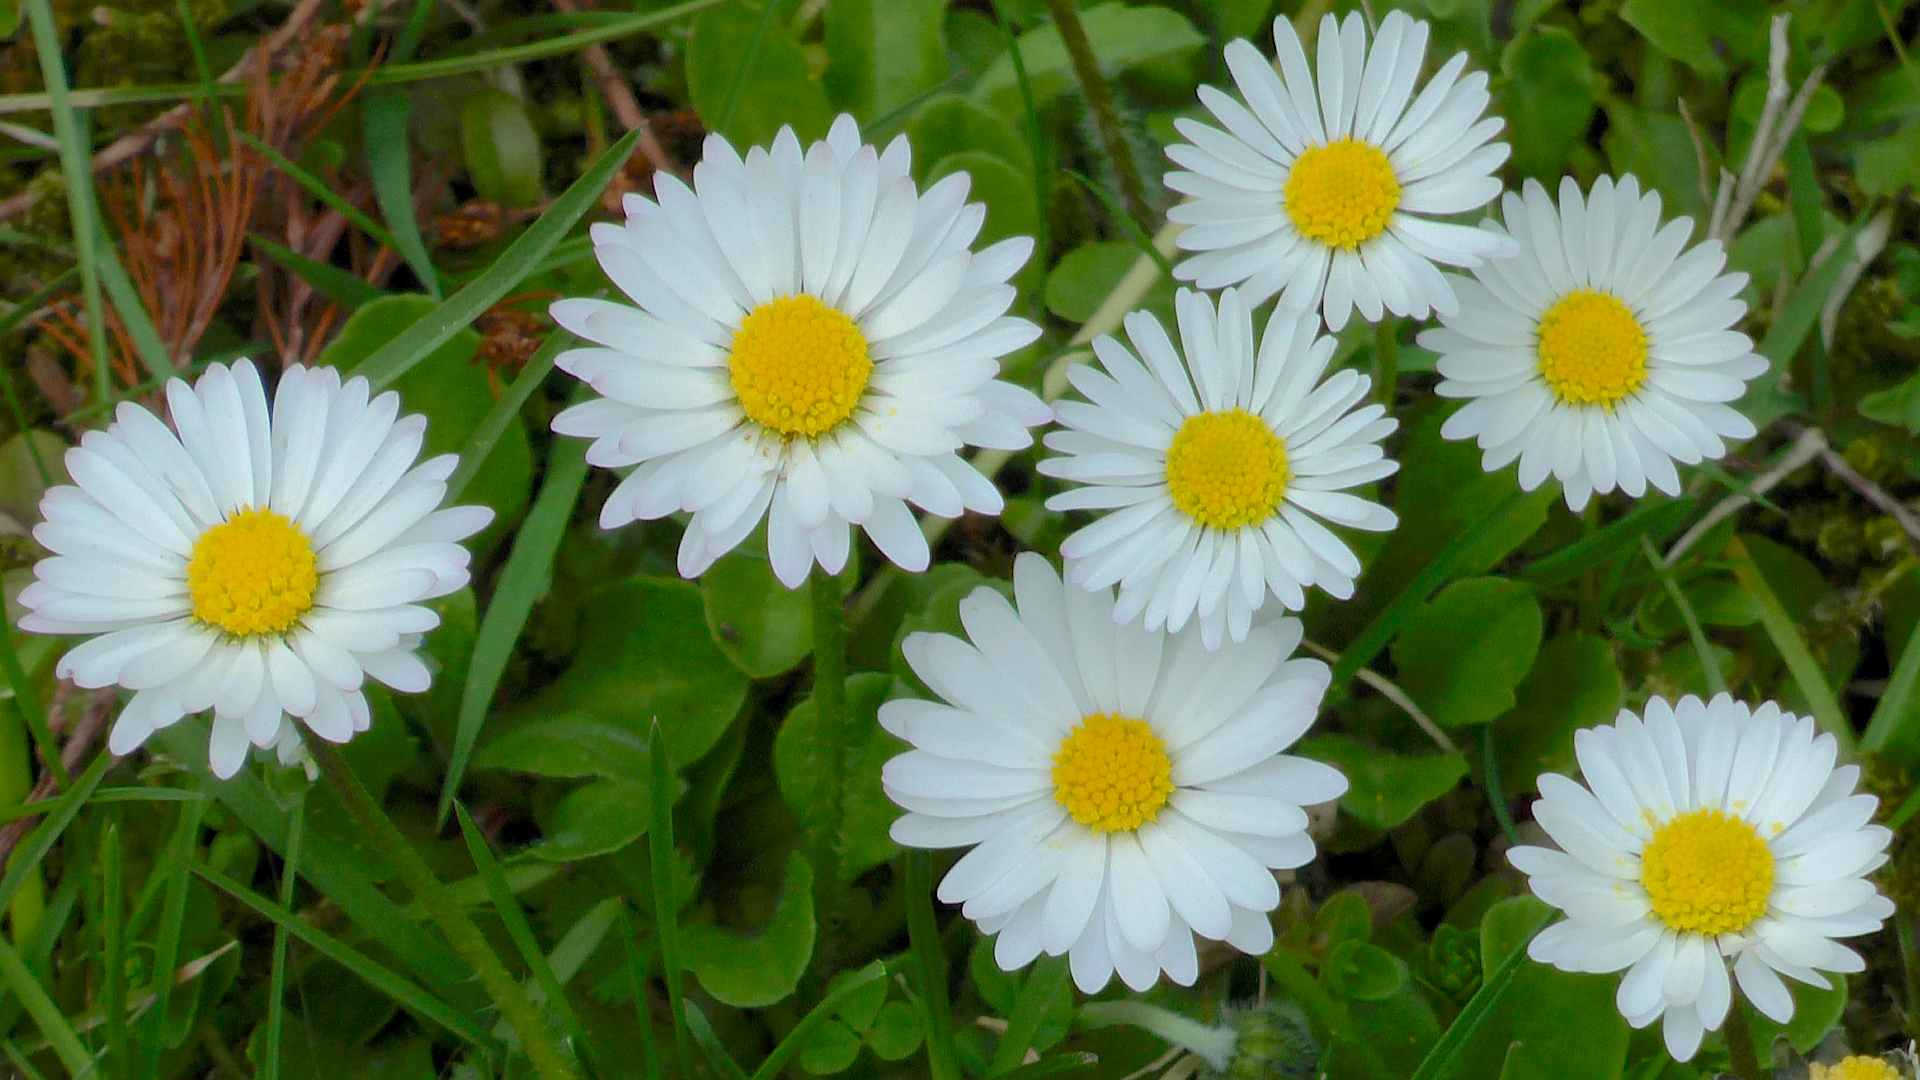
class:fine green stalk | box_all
[1722,1004,1763,1080]
[905,851,959,1080]
[807,571,853,960]
[1329,488,1533,692]
[988,0,1050,265]
[1374,319,1400,408]
[259,791,303,1080]
[1044,0,1153,233]
[306,740,580,1080]
[102,825,128,1076]
[1641,537,1727,696]
[988,955,1071,1075]
[0,613,62,786]
[647,722,693,1077]
[1481,727,1519,847]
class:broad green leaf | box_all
[905,94,1031,182]
[363,89,441,296]
[824,0,948,121]
[1859,123,1920,197]
[314,294,532,556]
[533,778,670,862]
[866,1001,923,1061]
[1500,28,1595,178]
[460,88,545,208]
[687,1,832,149]
[775,672,907,880]
[1747,976,1846,1056]
[928,150,1038,249]
[703,552,813,678]
[1324,940,1409,1002]
[1301,735,1467,831]
[1620,0,1766,77]
[799,1020,862,1075]
[1045,242,1136,323]
[472,713,651,779]
[969,4,1205,117]
[1391,578,1543,730]
[1493,633,1623,790]
[683,853,815,1007]
[516,577,749,768]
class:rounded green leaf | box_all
[865,1000,923,1061]
[533,778,655,862]
[1301,735,1468,831]
[928,150,1038,249]
[687,2,832,150]
[459,88,544,208]
[799,1019,862,1075]
[1493,633,1623,790]
[905,93,1031,181]
[969,4,1204,117]
[1499,28,1596,178]
[1391,578,1544,730]
[514,577,749,769]
[471,713,651,780]
[823,0,948,121]
[702,552,813,678]
[684,853,816,1008]
[1323,940,1409,1002]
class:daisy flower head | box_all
[1039,287,1398,650]
[1811,1055,1913,1080]
[1508,694,1894,1062]
[881,553,1345,994]
[550,114,1050,588]
[18,361,491,778]
[1424,175,1766,511]
[1165,9,1515,331]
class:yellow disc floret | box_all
[1283,138,1401,250]
[1811,1057,1904,1080]
[1165,409,1289,530]
[1639,808,1775,936]
[1051,713,1174,833]
[728,294,873,438]
[187,508,319,637]
[1536,289,1649,408]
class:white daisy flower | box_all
[550,114,1050,588]
[1424,175,1766,511]
[1039,287,1398,650]
[1165,10,1515,331]
[1509,694,1894,1062]
[881,553,1345,994]
[18,361,491,778]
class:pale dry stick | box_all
[1711,16,1828,243]
[0,0,329,222]
[1819,204,1894,347]
[1299,639,1459,755]
[0,121,58,152]
[1663,426,1827,565]
[1118,1048,1186,1080]
[972,1017,1039,1065]
[550,0,679,178]
[1675,99,1717,211]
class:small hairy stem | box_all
[807,572,853,965]
[1722,1003,1764,1080]
[308,740,580,1080]
[1044,0,1154,233]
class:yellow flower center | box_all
[187,508,319,638]
[1639,808,1774,936]
[1536,289,1649,408]
[1051,713,1174,833]
[727,294,873,438]
[1283,138,1401,250]
[1164,409,1289,530]
[1811,1057,1904,1080]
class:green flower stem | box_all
[807,571,853,965]
[905,852,960,1080]
[306,740,580,1080]
[1043,0,1153,234]
[1078,1000,1235,1069]
[1722,1003,1763,1080]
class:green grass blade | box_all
[1727,536,1854,752]
[1407,908,1555,1080]
[0,787,203,824]
[750,960,887,1080]
[195,863,500,1052]
[366,0,726,86]
[139,787,207,1080]
[988,955,1070,1075]
[237,130,405,256]
[102,824,129,1074]
[454,801,595,1063]
[618,906,663,1080]
[1064,169,1170,277]
[0,753,108,916]
[150,725,472,999]
[22,0,110,404]
[437,433,588,820]
[259,790,301,1080]
[905,851,959,1080]
[0,264,78,488]
[1641,538,1727,697]
[350,128,638,392]
[362,90,443,297]
[249,234,384,310]
[1330,487,1534,693]
[997,1055,1100,1079]
[0,938,93,1075]
[92,231,177,380]
[988,0,1050,263]
[684,1001,749,1080]
[649,721,693,1077]
[0,611,62,786]
[716,0,779,131]
[2,1038,53,1080]
[1864,563,1920,754]
[445,331,567,504]
[1520,498,1696,586]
